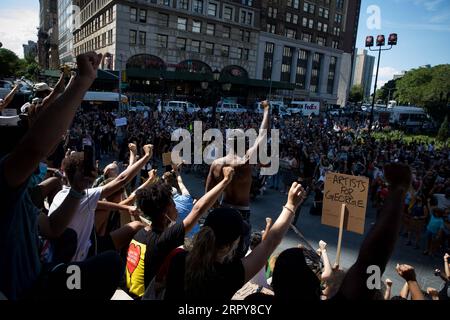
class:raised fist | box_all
[128,143,137,155]
[384,163,412,192]
[143,144,153,158]
[287,182,306,210]
[76,52,102,81]
[222,167,235,182]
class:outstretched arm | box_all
[318,241,333,281]
[4,52,102,189]
[246,101,270,162]
[101,144,153,199]
[120,169,158,206]
[173,162,189,196]
[128,143,137,167]
[183,167,234,233]
[40,73,66,110]
[242,183,306,283]
[0,83,20,111]
[337,163,412,300]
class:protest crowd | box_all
[0,52,449,302]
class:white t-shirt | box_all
[49,186,103,262]
[434,194,450,211]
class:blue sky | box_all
[0,0,449,89]
[357,0,450,88]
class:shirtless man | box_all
[205,100,270,258]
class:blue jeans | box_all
[269,173,281,189]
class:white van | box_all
[157,101,200,113]
[83,91,129,104]
[288,101,320,116]
[254,101,289,116]
[217,102,247,113]
[389,106,430,127]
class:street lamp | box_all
[211,69,220,128]
[366,33,397,134]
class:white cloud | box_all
[0,9,39,58]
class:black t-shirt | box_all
[164,251,246,301]
[133,222,185,288]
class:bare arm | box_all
[444,254,450,280]
[246,101,270,162]
[128,143,137,167]
[242,183,305,283]
[408,281,424,300]
[205,163,219,193]
[3,53,102,189]
[337,164,411,300]
[119,169,158,206]
[384,279,393,300]
[399,281,409,299]
[173,162,189,196]
[40,73,65,110]
[183,167,234,233]
[261,217,272,241]
[38,190,82,239]
[318,241,332,281]
[97,200,141,218]
[101,145,152,199]
[0,84,19,111]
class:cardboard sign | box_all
[322,172,369,235]
[162,152,172,166]
[232,282,274,300]
[115,117,127,127]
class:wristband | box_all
[68,188,85,199]
[283,205,295,215]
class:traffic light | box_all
[388,33,398,46]
[376,35,385,46]
[365,36,374,47]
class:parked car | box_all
[217,102,247,113]
[157,101,200,113]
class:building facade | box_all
[38,0,60,69]
[23,41,38,60]
[351,48,375,98]
[60,0,360,105]
[58,0,77,64]
[257,0,361,106]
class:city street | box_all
[179,169,446,296]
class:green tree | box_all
[0,48,20,78]
[437,116,449,142]
[395,65,450,119]
[349,85,364,103]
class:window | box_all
[129,30,137,45]
[156,34,168,48]
[193,0,203,13]
[302,17,308,27]
[241,0,253,5]
[308,19,314,29]
[267,23,276,33]
[265,42,274,53]
[107,29,113,44]
[139,9,147,23]
[192,20,201,33]
[239,30,250,41]
[336,0,344,10]
[221,45,229,57]
[177,17,187,30]
[285,28,296,39]
[317,36,326,46]
[241,10,253,25]
[293,14,298,24]
[223,26,231,38]
[319,7,329,19]
[302,33,312,42]
[139,31,146,45]
[206,23,215,35]
[191,39,200,52]
[208,2,217,16]
[268,7,277,18]
[323,24,328,33]
[286,12,291,22]
[333,27,341,36]
[244,48,249,60]
[237,47,242,59]
[177,37,187,50]
[161,0,170,6]
[158,13,169,27]
[283,46,293,57]
[179,0,189,10]
[335,14,342,24]
[332,40,339,49]
[309,4,315,14]
[205,42,214,55]
[130,7,137,21]
[224,6,233,20]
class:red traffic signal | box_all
[365,36,374,47]
[376,35,385,46]
[388,33,398,45]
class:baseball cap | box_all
[204,208,244,247]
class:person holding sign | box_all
[331,163,412,300]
